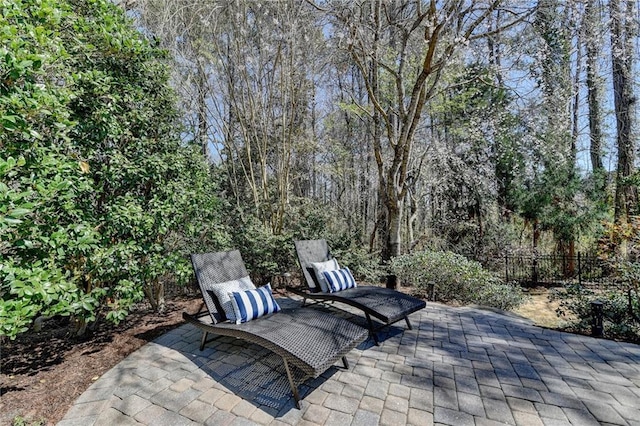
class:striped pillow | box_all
[311,258,340,293]
[208,276,255,322]
[229,283,281,324]
[322,267,357,293]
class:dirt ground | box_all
[0,288,569,426]
[0,296,201,426]
[513,287,569,329]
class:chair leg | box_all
[405,316,412,330]
[365,313,379,346]
[342,356,349,369]
[200,331,208,351]
[283,358,301,409]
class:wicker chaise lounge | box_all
[290,239,426,345]
[183,250,368,409]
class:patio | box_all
[58,297,640,426]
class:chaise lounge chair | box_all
[182,250,368,409]
[290,239,426,345]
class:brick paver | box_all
[58,299,640,425]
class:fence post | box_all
[505,254,509,282]
[578,252,582,286]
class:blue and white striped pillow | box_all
[229,283,281,324]
[322,267,357,293]
[311,259,340,293]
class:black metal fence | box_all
[472,252,616,288]
[166,252,618,293]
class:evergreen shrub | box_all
[1,0,225,338]
[391,250,525,310]
[552,284,639,343]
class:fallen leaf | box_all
[79,161,90,174]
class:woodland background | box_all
[1,0,639,340]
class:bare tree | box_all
[137,0,324,233]
[329,0,531,260]
[135,0,222,155]
[134,0,630,259]
[209,1,323,232]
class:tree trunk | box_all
[532,218,540,284]
[585,0,604,178]
[610,0,638,224]
[338,1,517,261]
[557,239,576,277]
[570,24,580,165]
[370,0,387,259]
[387,199,402,259]
[196,59,208,157]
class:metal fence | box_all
[166,252,618,293]
[471,252,616,288]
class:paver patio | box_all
[58,297,640,426]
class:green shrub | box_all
[285,200,385,282]
[390,250,525,310]
[1,0,226,338]
[557,218,640,342]
[473,279,527,311]
[228,213,295,285]
[553,283,640,342]
[330,240,383,283]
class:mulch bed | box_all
[0,297,200,426]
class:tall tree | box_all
[138,0,324,234]
[330,0,530,260]
[214,1,323,233]
[135,0,222,154]
[426,62,524,254]
[610,0,638,224]
[584,0,605,180]
[526,0,581,266]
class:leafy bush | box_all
[227,212,295,285]
[329,238,383,283]
[284,200,384,282]
[391,250,525,310]
[552,284,640,342]
[1,0,105,338]
[285,198,338,241]
[552,217,640,342]
[552,233,640,342]
[1,0,226,338]
[11,415,45,426]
